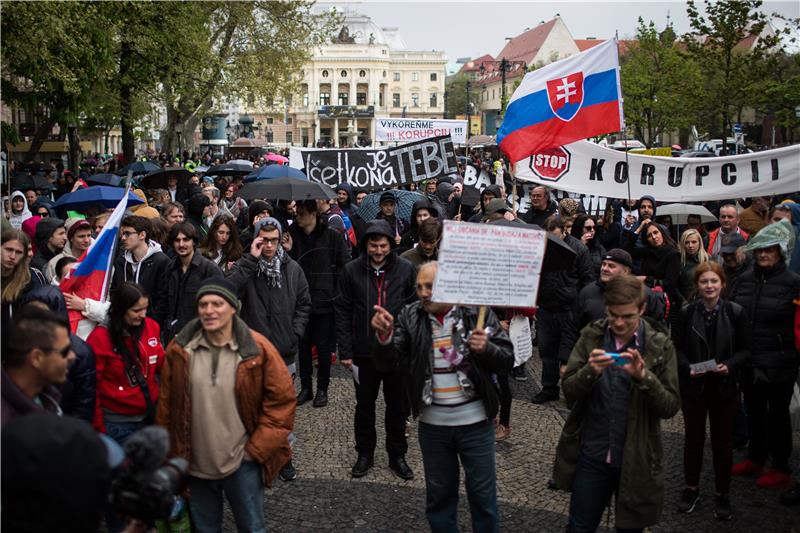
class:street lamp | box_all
[465,80,472,139]
[479,58,525,117]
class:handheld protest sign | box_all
[432,220,547,308]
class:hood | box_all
[744,218,795,264]
[409,198,439,232]
[34,217,65,246]
[479,184,503,212]
[639,195,657,218]
[436,182,454,204]
[248,200,272,227]
[30,199,56,218]
[335,183,353,207]
[783,201,800,233]
[132,189,149,207]
[186,193,210,218]
[124,239,163,264]
[8,191,32,228]
[19,285,68,318]
[360,219,396,250]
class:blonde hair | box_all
[1,230,32,304]
[680,228,709,267]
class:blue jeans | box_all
[418,420,498,533]
[568,452,642,533]
[188,459,266,533]
[104,419,147,446]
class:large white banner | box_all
[375,118,468,145]
[513,141,800,201]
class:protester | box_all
[718,233,750,299]
[731,219,800,489]
[336,219,417,479]
[7,190,32,229]
[533,215,595,404]
[220,182,248,220]
[570,214,606,277]
[678,228,710,302]
[1,305,75,425]
[686,214,710,248]
[523,185,558,226]
[166,174,189,204]
[621,195,656,233]
[156,276,296,532]
[623,220,681,316]
[673,262,750,520]
[112,215,171,325]
[185,192,212,240]
[286,201,349,407]
[400,217,441,269]
[130,189,161,219]
[335,182,356,218]
[596,202,622,250]
[87,282,164,444]
[161,201,185,232]
[239,199,272,250]
[371,261,514,531]
[44,218,92,282]
[31,216,67,271]
[200,214,243,272]
[399,198,439,253]
[467,184,502,223]
[738,196,770,236]
[163,222,223,342]
[707,204,749,260]
[552,275,680,532]
[375,192,409,245]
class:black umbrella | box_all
[139,167,193,190]
[488,218,576,273]
[206,162,253,177]
[85,173,123,187]
[237,178,336,202]
[249,147,269,158]
[115,161,160,176]
[10,173,55,191]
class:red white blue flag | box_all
[497,38,624,163]
[59,191,127,332]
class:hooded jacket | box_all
[398,198,439,253]
[31,217,66,271]
[185,193,210,240]
[19,286,96,423]
[468,184,503,223]
[8,191,32,229]
[112,240,171,325]
[227,252,311,366]
[130,189,161,219]
[334,183,355,218]
[163,251,223,343]
[436,182,459,219]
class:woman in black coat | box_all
[672,261,750,520]
[570,214,606,278]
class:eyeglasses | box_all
[44,344,72,358]
[262,238,280,246]
[120,231,139,238]
[606,310,640,322]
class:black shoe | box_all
[389,456,414,480]
[313,389,328,407]
[677,488,700,514]
[531,390,559,404]
[351,454,373,478]
[512,366,527,382]
[278,460,297,482]
[713,494,732,520]
[296,388,313,405]
[780,483,800,506]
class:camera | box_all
[109,426,188,524]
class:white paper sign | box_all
[432,220,547,307]
[690,360,719,374]
[509,315,533,367]
[376,118,468,145]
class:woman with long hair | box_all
[570,214,606,278]
[86,282,164,444]
[200,214,243,272]
[678,228,710,302]
[673,261,750,520]
[1,229,46,333]
[219,182,248,220]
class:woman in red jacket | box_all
[87,282,164,444]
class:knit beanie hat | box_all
[65,218,91,241]
[196,276,241,312]
[253,216,283,239]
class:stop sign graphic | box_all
[528,146,571,182]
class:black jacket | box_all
[732,262,800,381]
[227,253,311,365]
[672,299,750,398]
[336,252,417,361]
[398,198,439,254]
[112,243,172,326]
[373,304,514,420]
[537,234,595,311]
[621,231,681,300]
[164,252,223,342]
[287,221,349,315]
[559,281,667,362]
[522,199,558,226]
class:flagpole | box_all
[100,183,130,303]
[615,31,632,205]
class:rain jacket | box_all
[8,191,32,229]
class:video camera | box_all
[109,426,188,525]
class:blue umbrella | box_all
[53,186,144,214]
[356,190,426,224]
[244,165,307,182]
[115,161,160,176]
[85,173,123,187]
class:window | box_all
[319,92,330,105]
[382,70,387,78]
[379,91,384,107]
[359,70,366,78]
[303,94,309,106]
[357,92,367,106]
[411,72,419,81]
[411,93,419,107]
[393,72,400,81]
[286,131,293,144]
[266,131,274,143]
[429,93,437,107]
[430,73,437,82]
[322,70,329,78]
[338,92,349,105]
[266,117,274,125]
[340,70,348,77]
[392,93,400,107]
[286,117,292,125]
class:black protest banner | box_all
[388,135,459,184]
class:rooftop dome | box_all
[331,10,404,49]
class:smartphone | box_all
[606,352,630,366]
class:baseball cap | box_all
[719,232,746,254]
[379,191,396,204]
[603,248,633,269]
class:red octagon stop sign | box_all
[528,146,571,182]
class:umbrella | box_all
[656,203,716,224]
[459,185,481,207]
[115,161,160,176]
[228,159,254,167]
[488,218,576,273]
[52,186,144,213]
[85,173,123,187]
[206,162,253,177]
[139,167,193,190]
[357,190,426,224]
[10,173,55,191]
[237,178,336,202]
[244,165,307,182]
[265,153,289,165]
[249,147,270,158]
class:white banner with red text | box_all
[375,118,468,145]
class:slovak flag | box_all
[497,38,624,163]
[59,190,127,332]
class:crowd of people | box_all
[1,152,799,533]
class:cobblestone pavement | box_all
[222,355,798,532]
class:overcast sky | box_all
[318,1,799,61]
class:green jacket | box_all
[552,319,680,530]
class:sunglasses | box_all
[37,211,49,217]
[45,344,72,358]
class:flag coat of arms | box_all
[497,38,624,163]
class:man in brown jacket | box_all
[156,277,295,533]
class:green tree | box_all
[621,19,704,146]
[444,73,473,120]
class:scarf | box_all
[257,247,285,288]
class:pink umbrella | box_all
[265,153,289,165]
